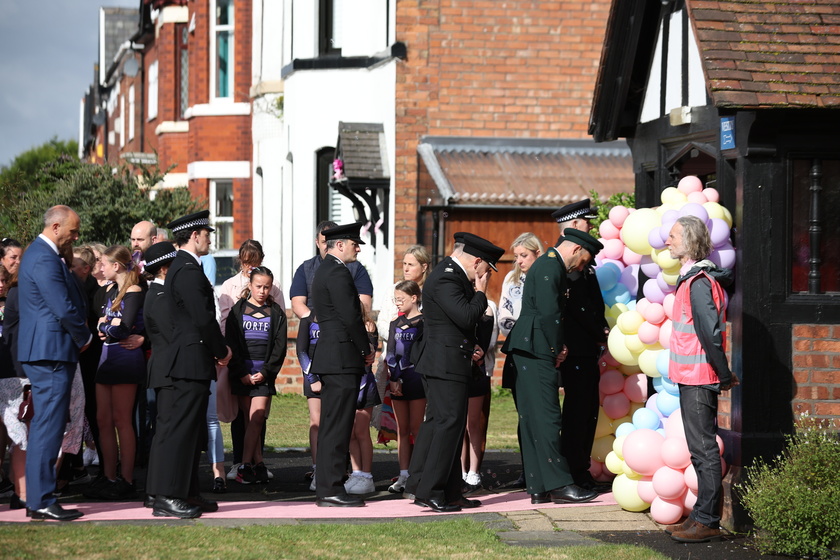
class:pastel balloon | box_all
[613,284,632,305]
[710,243,736,269]
[656,389,681,416]
[656,347,670,376]
[684,488,698,516]
[687,191,708,205]
[613,474,650,512]
[620,264,640,296]
[632,407,661,431]
[684,463,698,492]
[651,495,686,524]
[722,206,733,228]
[637,321,660,345]
[601,258,626,272]
[661,437,691,470]
[708,218,731,247]
[660,374,680,396]
[613,434,628,459]
[648,227,666,250]
[610,415,633,432]
[678,175,703,194]
[622,428,665,476]
[624,334,646,354]
[600,369,626,395]
[679,203,709,223]
[609,205,632,228]
[652,465,687,500]
[638,348,662,378]
[663,294,676,320]
[623,460,641,478]
[664,409,685,439]
[645,393,664,418]
[602,238,625,261]
[637,476,657,503]
[660,187,681,205]
[615,421,636,438]
[592,434,616,463]
[624,374,649,403]
[703,201,726,221]
[716,435,725,456]
[661,271,679,286]
[655,272,676,294]
[594,408,614,439]
[704,188,720,203]
[619,362,644,377]
[622,208,661,255]
[661,209,680,226]
[658,320,672,350]
[599,219,620,240]
[605,450,625,475]
[596,262,621,292]
[603,392,631,419]
[623,246,644,266]
[642,302,666,325]
[617,310,645,334]
[643,278,666,304]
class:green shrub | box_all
[738,418,840,559]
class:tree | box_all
[589,189,635,239]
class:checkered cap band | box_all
[171,218,210,232]
[556,207,594,222]
[145,250,178,267]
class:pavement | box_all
[1,449,789,559]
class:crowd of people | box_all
[0,201,734,543]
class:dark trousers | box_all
[512,353,574,494]
[679,384,722,528]
[315,372,361,498]
[405,375,469,503]
[559,355,601,483]
[146,378,209,498]
[23,360,75,510]
[230,409,267,465]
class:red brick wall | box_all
[792,324,840,421]
[393,0,612,275]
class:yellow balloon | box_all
[661,271,679,286]
[653,247,680,270]
[608,327,638,366]
[613,474,650,511]
[592,435,616,463]
[618,363,642,375]
[612,434,627,459]
[703,201,725,220]
[594,408,613,439]
[622,459,639,478]
[621,208,661,255]
[610,415,632,431]
[606,314,617,329]
[604,451,625,475]
[660,187,679,205]
[722,206,733,228]
[624,334,646,354]
[639,348,662,378]
[617,310,645,334]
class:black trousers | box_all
[559,355,601,483]
[679,384,722,528]
[146,378,210,499]
[315,371,361,498]
[405,375,469,503]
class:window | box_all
[128,85,135,140]
[319,0,342,56]
[212,180,234,250]
[176,24,189,118]
[791,159,840,293]
[148,60,159,120]
[212,0,234,99]
[119,94,125,148]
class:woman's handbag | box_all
[18,384,33,421]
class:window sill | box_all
[185,102,251,119]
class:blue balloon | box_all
[632,408,662,431]
[656,428,667,438]
[614,285,632,304]
[656,389,681,417]
[615,422,636,438]
[656,350,670,377]
[596,263,621,292]
[652,377,664,393]
[660,375,680,396]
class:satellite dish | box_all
[123,57,139,78]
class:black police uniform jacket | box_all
[564,264,609,357]
[144,280,175,389]
[410,256,488,382]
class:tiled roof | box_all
[337,122,389,181]
[687,0,840,108]
[417,138,634,207]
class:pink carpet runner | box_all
[0,491,616,523]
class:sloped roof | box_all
[336,122,389,181]
[687,0,840,108]
[418,137,633,207]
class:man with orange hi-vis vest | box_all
[664,215,739,544]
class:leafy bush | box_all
[588,189,635,239]
[738,418,840,559]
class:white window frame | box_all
[119,94,126,148]
[128,85,135,140]
[210,179,235,250]
[148,60,159,120]
[210,0,234,102]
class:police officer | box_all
[552,200,611,493]
[405,232,504,513]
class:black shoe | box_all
[9,493,25,510]
[144,494,155,508]
[462,482,482,496]
[0,477,14,497]
[254,462,270,484]
[152,496,202,519]
[508,472,526,489]
[578,480,613,494]
[28,503,84,521]
[102,478,136,501]
[212,477,227,494]
[68,468,92,486]
[550,484,598,504]
[451,496,481,508]
[413,497,461,513]
[316,494,365,507]
[186,495,218,513]
[530,491,551,504]
[236,463,256,484]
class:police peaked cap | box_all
[562,228,604,256]
[454,232,505,271]
[551,199,597,223]
[322,222,366,244]
[166,209,215,234]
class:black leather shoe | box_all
[28,503,83,521]
[187,495,219,513]
[451,496,481,508]
[530,491,551,504]
[413,497,461,513]
[550,484,598,504]
[144,494,155,508]
[316,494,365,507]
[9,493,25,510]
[152,496,202,519]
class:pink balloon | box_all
[658,319,673,349]
[648,227,666,250]
[684,463,698,492]
[643,279,666,304]
[637,321,660,345]
[599,220,620,240]
[653,465,687,500]
[687,191,708,205]
[708,218,730,247]
[664,409,685,439]
[721,456,728,477]
[589,460,602,479]
[651,495,686,524]
[678,176,703,194]
[716,435,725,456]
[684,488,698,516]
[637,476,657,503]
[642,302,666,324]
[622,429,666,476]
[609,206,631,228]
[600,369,626,395]
[661,437,691,469]
[624,373,649,403]
[704,188,720,203]
[663,294,676,320]
[623,246,643,265]
[635,298,650,316]
[603,392,631,419]
[602,238,625,261]
[602,350,620,367]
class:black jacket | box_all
[225,298,288,384]
[564,264,609,357]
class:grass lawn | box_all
[0,518,668,560]
[237,387,520,452]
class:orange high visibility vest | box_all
[668,270,727,386]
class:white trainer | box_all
[388,474,408,493]
[227,463,241,481]
[346,475,375,495]
[309,471,317,492]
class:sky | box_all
[0,0,137,167]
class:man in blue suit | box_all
[18,205,90,521]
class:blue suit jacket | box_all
[17,236,89,363]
